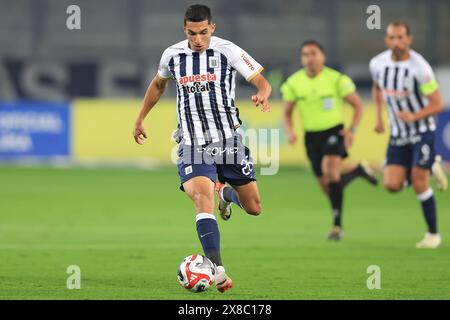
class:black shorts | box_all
[386,132,436,170]
[304,124,348,177]
[177,133,256,191]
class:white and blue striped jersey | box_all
[369,49,438,139]
[158,36,263,145]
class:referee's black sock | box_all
[328,181,343,227]
[341,166,362,188]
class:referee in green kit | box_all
[281,40,378,240]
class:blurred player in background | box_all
[282,40,378,241]
[133,4,271,292]
[370,21,447,249]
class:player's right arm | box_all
[222,41,271,111]
[249,73,272,112]
[133,74,169,145]
[283,101,297,145]
[372,81,385,134]
[280,80,298,145]
[369,57,385,134]
[396,58,443,123]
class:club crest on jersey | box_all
[208,56,219,68]
[185,165,193,175]
[403,76,414,92]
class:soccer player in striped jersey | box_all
[370,21,447,248]
[133,4,271,292]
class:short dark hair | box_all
[387,21,411,35]
[300,40,325,54]
[184,4,212,25]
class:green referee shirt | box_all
[280,66,356,132]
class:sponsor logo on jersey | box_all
[184,82,212,93]
[178,73,217,93]
[241,54,255,71]
[382,89,411,98]
[179,73,217,85]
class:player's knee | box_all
[384,181,402,193]
[411,178,428,194]
[244,200,263,216]
[323,171,340,183]
[190,189,214,207]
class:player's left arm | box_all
[224,42,271,112]
[397,61,444,123]
[249,73,272,112]
[342,91,363,149]
[397,89,444,123]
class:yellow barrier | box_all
[237,100,390,167]
[72,99,390,168]
[72,99,178,164]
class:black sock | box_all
[196,213,223,266]
[222,186,242,208]
[418,188,438,234]
[341,166,362,188]
[328,182,343,227]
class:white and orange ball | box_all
[177,254,216,292]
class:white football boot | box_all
[432,155,448,192]
[328,226,344,241]
[215,182,232,221]
[215,266,233,293]
[416,232,442,249]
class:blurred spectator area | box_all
[0,0,449,100]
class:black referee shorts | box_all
[304,124,348,177]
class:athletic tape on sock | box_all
[417,188,433,202]
[219,185,225,202]
[196,213,217,222]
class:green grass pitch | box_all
[0,165,449,300]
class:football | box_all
[177,254,216,292]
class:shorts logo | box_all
[419,144,431,165]
[178,73,216,85]
[327,135,338,145]
[208,56,219,68]
[185,165,193,175]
